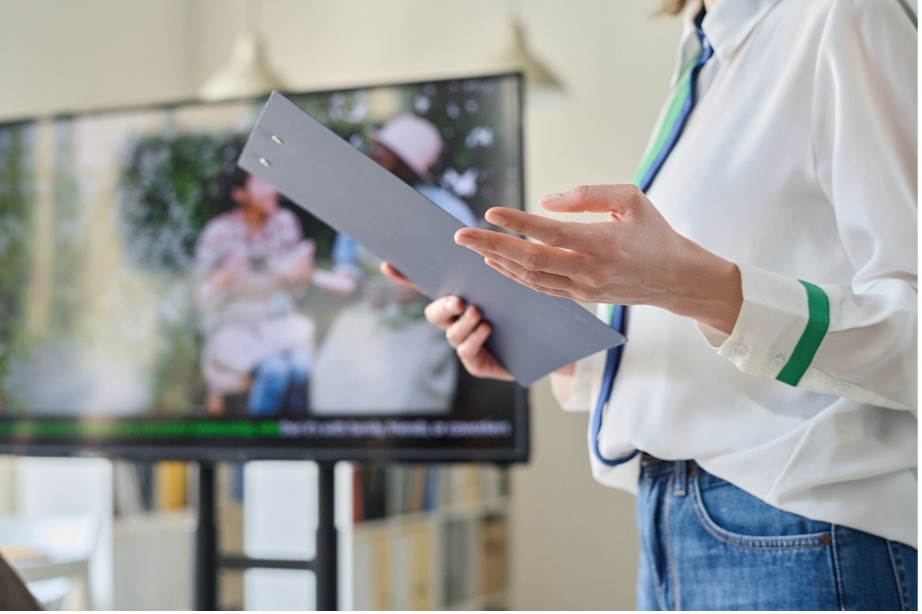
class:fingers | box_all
[425,295,514,381]
[474,190,639,251]
[481,256,578,299]
[424,295,465,329]
[379,261,420,292]
[539,184,644,218]
[444,304,486,350]
[424,296,486,351]
[476,185,643,247]
[454,317,492,360]
[481,208,581,250]
[379,261,404,281]
[455,224,587,281]
[452,185,651,298]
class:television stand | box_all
[193,460,338,610]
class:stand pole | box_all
[194,461,218,611]
[315,461,338,611]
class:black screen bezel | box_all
[0,72,530,464]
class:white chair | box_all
[0,513,99,610]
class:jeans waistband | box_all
[638,453,700,482]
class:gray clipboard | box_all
[238,91,624,386]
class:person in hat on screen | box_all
[310,113,476,414]
[328,113,477,285]
[367,113,477,227]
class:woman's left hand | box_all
[455,184,743,334]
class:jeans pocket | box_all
[689,470,832,551]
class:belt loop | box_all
[673,460,688,496]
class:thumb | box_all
[539,184,643,216]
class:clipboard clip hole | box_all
[258,157,271,167]
[271,135,284,145]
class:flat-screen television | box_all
[0,73,528,463]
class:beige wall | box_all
[0,0,681,609]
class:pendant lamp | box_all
[198,1,287,101]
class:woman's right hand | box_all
[379,262,513,381]
[424,295,514,382]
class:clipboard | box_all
[238,91,624,386]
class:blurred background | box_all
[0,0,681,610]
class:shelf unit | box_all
[104,459,511,610]
[348,463,510,611]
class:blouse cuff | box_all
[705,263,814,380]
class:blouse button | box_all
[731,344,749,357]
[770,355,786,370]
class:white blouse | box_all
[566,0,918,547]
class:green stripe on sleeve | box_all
[776,281,830,386]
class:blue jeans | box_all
[247,349,311,416]
[636,458,918,610]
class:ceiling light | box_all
[489,18,565,92]
[198,1,287,101]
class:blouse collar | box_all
[675,0,783,77]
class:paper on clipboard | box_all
[238,92,624,386]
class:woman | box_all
[395,0,917,609]
[194,163,316,417]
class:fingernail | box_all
[486,209,507,226]
[454,229,474,246]
[541,192,564,203]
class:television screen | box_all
[0,73,528,463]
